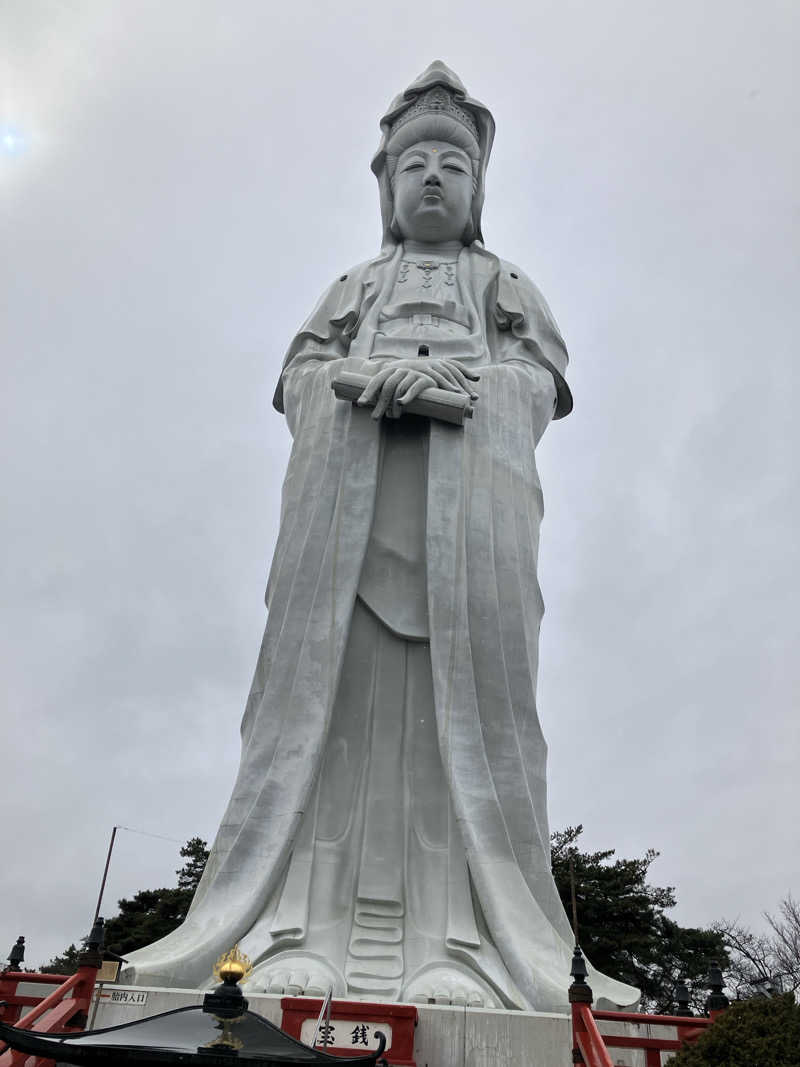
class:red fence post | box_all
[567,956,730,1065]
[0,974,20,1026]
[66,918,105,1031]
[0,939,27,1025]
[0,919,104,1067]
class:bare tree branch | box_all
[715,893,800,999]
[765,894,800,994]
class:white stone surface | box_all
[460,1005,570,1067]
[92,987,572,1067]
[120,60,637,1015]
[92,986,283,1029]
[14,981,62,999]
[594,1018,680,1067]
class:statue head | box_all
[391,139,475,243]
[372,61,495,248]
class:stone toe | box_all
[266,969,290,994]
[403,965,500,1008]
[304,974,330,997]
[286,970,309,995]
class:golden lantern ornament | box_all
[212,944,253,987]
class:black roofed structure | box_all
[0,1005,387,1067]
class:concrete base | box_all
[92,986,673,1066]
[91,986,571,1066]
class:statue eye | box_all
[444,164,467,174]
[402,161,425,172]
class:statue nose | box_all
[424,172,441,186]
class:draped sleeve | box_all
[272,267,368,420]
[492,262,573,419]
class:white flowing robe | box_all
[121,243,638,1013]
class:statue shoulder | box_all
[496,259,550,308]
[296,258,377,329]
[492,255,558,317]
[489,255,573,418]
[492,258,563,335]
[323,258,379,294]
[300,257,382,320]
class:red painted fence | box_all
[0,964,99,1067]
[568,946,728,1066]
[572,1001,722,1065]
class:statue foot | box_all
[243,952,345,998]
[402,964,500,1008]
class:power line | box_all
[93,825,189,922]
[115,825,185,845]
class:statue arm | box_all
[493,338,559,445]
[492,263,573,421]
[273,266,372,433]
[279,337,353,437]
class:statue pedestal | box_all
[280,997,416,1064]
[92,987,573,1066]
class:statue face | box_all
[392,141,473,243]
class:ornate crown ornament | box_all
[389,85,479,145]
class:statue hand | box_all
[358,359,479,420]
[423,358,480,398]
[358,365,438,420]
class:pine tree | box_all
[550,825,727,1012]
[176,837,210,892]
[41,838,209,972]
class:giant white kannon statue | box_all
[122,62,639,1013]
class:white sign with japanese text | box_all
[99,989,149,1006]
[300,1018,392,1052]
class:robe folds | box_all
[121,243,638,1013]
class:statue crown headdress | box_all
[373,61,495,247]
[389,85,479,145]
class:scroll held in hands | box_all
[332,370,474,426]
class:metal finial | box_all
[7,936,25,970]
[705,959,729,1014]
[203,944,251,1044]
[569,855,579,946]
[567,855,593,1005]
[570,945,588,983]
[86,917,105,952]
[211,944,253,989]
[77,916,105,970]
[674,978,693,1016]
[568,944,593,1005]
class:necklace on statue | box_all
[397,260,456,289]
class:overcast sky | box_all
[1,0,797,974]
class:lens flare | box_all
[1,125,27,155]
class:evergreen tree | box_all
[42,943,82,975]
[176,837,210,892]
[41,838,209,972]
[551,825,727,1012]
[670,993,800,1066]
[103,888,194,958]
